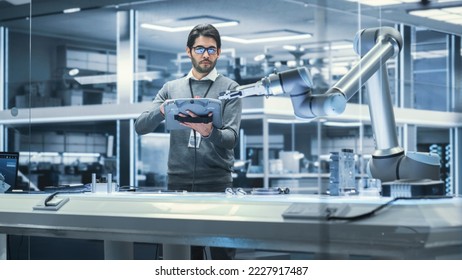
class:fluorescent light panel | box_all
[323,121,363,127]
[141,21,239,32]
[253,54,267,61]
[346,0,419,6]
[412,49,447,59]
[347,0,458,6]
[323,44,352,51]
[222,33,312,44]
[63,152,100,157]
[5,0,30,5]
[267,118,313,124]
[409,6,462,25]
[283,45,299,51]
[74,71,162,85]
[63,7,81,14]
[283,41,353,53]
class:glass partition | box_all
[3,6,119,191]
[412,29,449,112]
[0,0,461,260]
[3,0,457,194]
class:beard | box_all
[191,56,217,75]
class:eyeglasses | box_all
[191,46,218,55]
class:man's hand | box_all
[179,110,213,137]
[160,99,171,117]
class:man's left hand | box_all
[179,110,213,137]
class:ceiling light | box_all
[254,54,267,61]
[348,0,461,6]
[68,68,79,76]
[412,49,448,59]
[324,44,352,50]
[222,33,312,44]
[254,53,273,62]
[323,121,363,127]
[355,0,404,6]
[5,0,30,5]
[141,21,239,32]
[327,55,359,63]
[442,6,462,14]
[283,45,298,51]
[287,60,298,67]
[331,66,350,75]
[409,6,462,25]
[74,71,162,85]
[63,152,100,158]
[410,9,447,17]
[267,119,313,124]
[63,7,81,14]
[283,45,307,51]
[346,0,419,6]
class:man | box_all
[135,24,242,259]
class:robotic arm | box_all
[220,27,441,184]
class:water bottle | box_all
[339,149,356,194]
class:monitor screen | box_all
[0,152,19,193]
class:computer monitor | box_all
[0,152,19,193]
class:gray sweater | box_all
[135,75,242,187]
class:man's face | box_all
[186,36,220,76]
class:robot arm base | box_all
[368,151,440,183]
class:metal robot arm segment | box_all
[220,67,348,120]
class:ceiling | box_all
[0,0,461,65]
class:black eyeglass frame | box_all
[191,46,218,55]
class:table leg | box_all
[104,240,134,259]
[163,244,190,260]
[0,234,6,260]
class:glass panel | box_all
[0,0,32,261]
[4,8,117,109]
[2,5,119,191]
[0,0,460,261]
[7,121,116,191]
[137,133,169,189]
[267,121,321,194]
[235,118,264,188]
[133,0,391,190]
[412,29,449,111]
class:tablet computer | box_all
[164,98,222,131]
